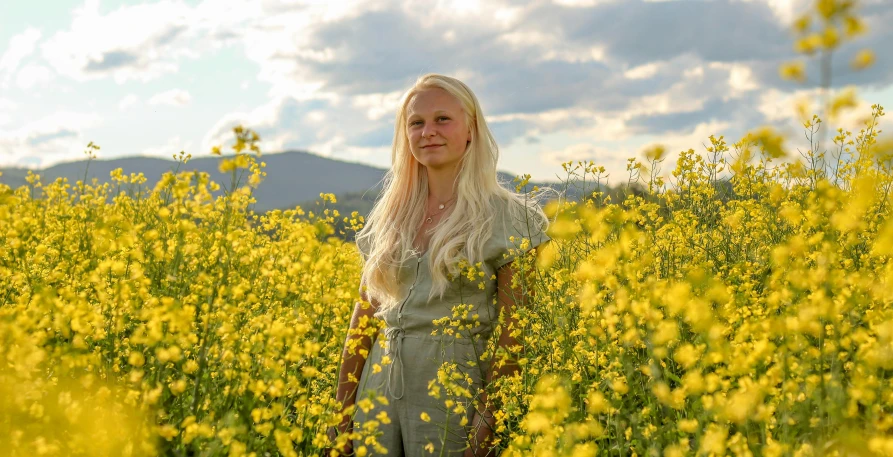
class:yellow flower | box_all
[851,49,875,70]
[523,412,551,434]
[678,419,698,434]
[779,61,806,83]
[611,379,629,396]
[795,33,822,54]
[128,352,145,367]
[586,390,608,415]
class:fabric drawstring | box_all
[384,326,406,400]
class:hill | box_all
[0,151,387,213]
[1,151,619,219]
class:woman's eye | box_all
[438,116,450,121]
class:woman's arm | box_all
[466,243,545,457]
[328,289,379,446]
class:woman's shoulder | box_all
[490,193,548,230]
[485,193,550,269]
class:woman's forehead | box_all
[406,88,463,117]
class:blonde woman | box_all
[327,74,551,457]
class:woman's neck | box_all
[425,166,459,204]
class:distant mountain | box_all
[1,150,609,217]
[0,150,388,213]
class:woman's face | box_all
[405,87,471,172]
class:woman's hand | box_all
[464,409,498,457]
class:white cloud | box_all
[201,97,296,155]
[40,0,200,83]
[147,89,192,107]
[5,0,891,181]
[141,135,193,159]
[757,87,814,125]
[201,93,380,159]
[0,111,103,168]
[552,0,619,7]
[623,88,707,120]
[749,0,811,24]
[351,90,403,120]
[707,62,759,96]
[15,64,54,90]
[0,28,42,88]
[119,93,140,111]
[542,143,603,166]
[0,98,14,127]
[595,120,734,181]
[756,86,879,158]
[624,62,660,80]
[684,66,705,80]
[498,30,608,64]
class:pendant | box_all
[438,204,445,209]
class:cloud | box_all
[84,50,141,72]
[754,85,882,157]
[147,89,192,107]
[603,119,736,179]
[0,98,16,127]
[542,143,605,166]
[235,0,789,147]
[6,0,892,180]
[202,95,342,156]
[0,111,103,168]
[15,63,54,90]
[351,90,403,121]
[0,28,42,88]
[749,5,893,91]
[40,0,199,83]
[625,91,766,136]
[541,0,792,67]
[26,128,79,147]
[119,94,140,111]
[141,135,193,159]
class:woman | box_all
[327,74,550,457]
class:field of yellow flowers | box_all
[2,1,893,456]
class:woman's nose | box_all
[422,124,437,138]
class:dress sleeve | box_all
[489,197,551,270]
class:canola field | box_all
[2,2,893,456]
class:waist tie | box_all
[384,326,405,399]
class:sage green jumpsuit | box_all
[353,196,550,456]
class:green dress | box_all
[352,196,550,456]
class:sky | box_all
[1,0,892,183]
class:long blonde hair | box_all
[356,73,548,310]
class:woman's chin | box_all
[422,159,459,171]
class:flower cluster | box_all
[0,128,374,455]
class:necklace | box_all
[424,197,457,224]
